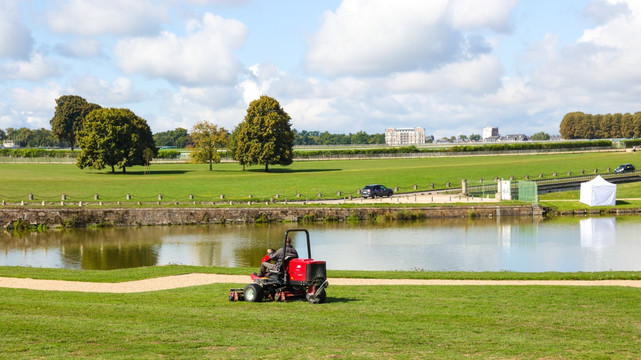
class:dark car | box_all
[361,184,393,198]
[614,164,636,173]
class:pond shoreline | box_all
[1,205,544,229]
[3,204,641,229]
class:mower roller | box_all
[228,229,328,304]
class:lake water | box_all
[1,216,640,272]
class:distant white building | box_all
[482,127,499,139]
[503,134,528,141]
[2,140,19,149]
[385,127,426,146]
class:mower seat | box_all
[267,256,296,277]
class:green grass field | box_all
[1,266,640,359]
[1,151,640,202]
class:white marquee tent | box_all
[579,176,616,206]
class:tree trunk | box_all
[209,160,212,171]
[111,165,115,173]
[122,167,126,173]
[265,163,269,172]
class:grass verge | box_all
[1,152,639,202]
[1,265,641,282]
[0,267,640,359]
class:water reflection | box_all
[1,216,640,272]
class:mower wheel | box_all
[306,289,326,304]
[244,284,264,302]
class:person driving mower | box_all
[253,237,298,277]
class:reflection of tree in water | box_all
[63,243,159,270]
[58,228,163,269]
[0,217,552,270]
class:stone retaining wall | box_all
[0,205,544,229]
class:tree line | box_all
[152,128,387,148]
[560,111,641,139]
[0,127,64,148]
[37,94,297,173]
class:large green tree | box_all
[189,121,227,171]
[76,108,156,173]
[50,95,101,150]
[233,96,294,172]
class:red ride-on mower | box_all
[228,229,329,304]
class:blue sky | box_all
[2,0,641,139]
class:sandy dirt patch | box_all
[1,274,640,293]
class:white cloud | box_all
[47,0,168,36]
[154,86,245,132]
[4,83,63,129]
[1,53,59,81]
[385,54,502,94]
[306,0,456,77]
[305,0,514,78]
[447,0,517,32]
[68,76,145,105]
[520,0,641,104]
[114,12,247,86]
[585,0,631,25]
[172,0,249,5]
[238,63,287,104]
[54,38,104,58]
[0,4,33,59]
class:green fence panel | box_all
[518,181,538,204]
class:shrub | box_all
[156,150,181,159]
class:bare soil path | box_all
[1,274,640,293]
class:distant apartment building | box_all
[482,127,499,140]
[385,127,426,146]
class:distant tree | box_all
[229,122,250,170]
[11,128,32,147]
[319,131,335,145]
[458,134,468,141]
[154,127,190,148]
[29,128,59,147]
[621,113,635,138]
[50,95,101,150]
[190,121,227,171]
[0,129,5,140]
[350,131,369,144]
[76,108,156,173]
[531,132,550,141]
[469,134,481,141]
[234,95,294,172]
[633,112,641,138]
[369,133,385,144]
[559,112,583,139]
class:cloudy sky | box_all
[1,0,641,138]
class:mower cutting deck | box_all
[228,229,328,304]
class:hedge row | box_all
[448,140,613,152]
[0,140,624,159]
[0,149,79,158]
[622,139,641,147]
[156,150,181,159]
[293,145,424,158]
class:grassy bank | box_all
[2,265,641,282]
[1,267,640,359]
[0,151,638,202]
[539,181,641,213]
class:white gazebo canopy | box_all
[579,176,616,206]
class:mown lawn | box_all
[0,151,639,202]
[0,278,639,359]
